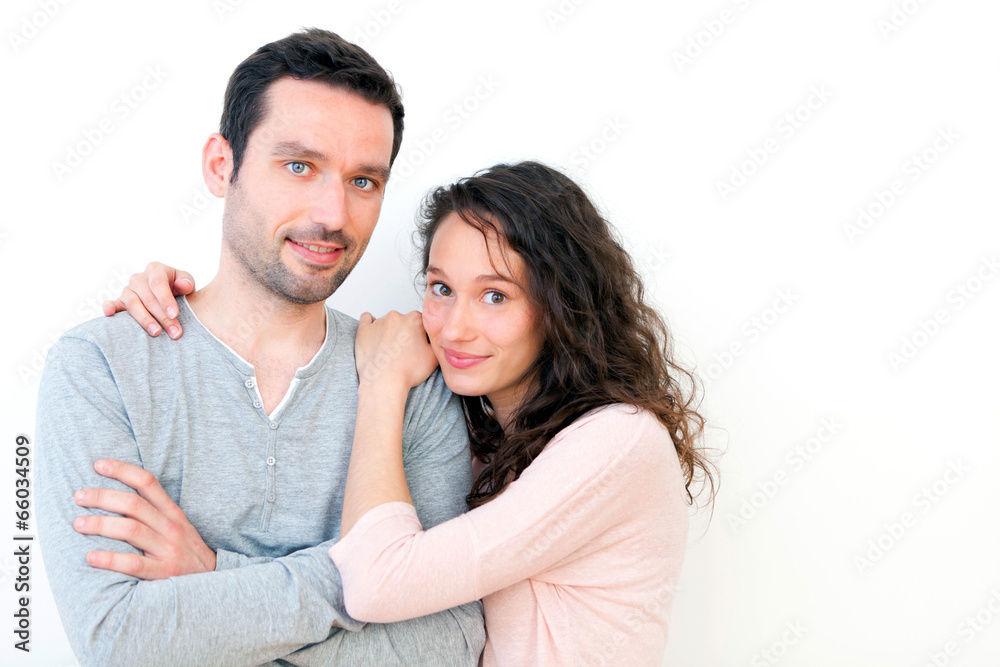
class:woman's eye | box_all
[430,283,452,297]
[486,291,506,304]
[287,162,309,175]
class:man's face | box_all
[221,77,394,304]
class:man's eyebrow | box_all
[358,163,391,184]
[271,141,327,161]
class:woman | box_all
[113,161,714,665]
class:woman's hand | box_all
[103,262,195,339]
[355,310,439,393]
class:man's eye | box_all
[486,291,506,304]
[430,283,452,297]
[353,177,375,190]
[287,162,309,175]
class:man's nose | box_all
[311,181,349,229]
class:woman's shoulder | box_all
[547,403,673,463]
[539,404,684,500]
[558,403,667,440]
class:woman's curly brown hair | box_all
[417,161,716,510]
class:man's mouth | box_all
[286,239,346,265]
[290,240,341,253]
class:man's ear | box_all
[202,133,233,197]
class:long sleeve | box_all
[331,404,687,624]
[280,602,484,667]
[210,544,484,667]
[37,334,485,666]
[37,337,347,666]
[283,367,485,666]
[213,368,486,667]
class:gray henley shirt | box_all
[36,296,485,666]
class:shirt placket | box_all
[244,376,280,531]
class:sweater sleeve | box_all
[331,404,666,623]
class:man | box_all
[36,28,485,666]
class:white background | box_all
[2,0,999,665]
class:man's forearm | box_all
[281,600,485,667]
[35,337,345,665]
[215,544,484,667]
[47,513,482,667]
[40,530,352,666]
[37,335,484,665]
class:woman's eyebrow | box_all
[427,266,518,285]
[473,273,517,285]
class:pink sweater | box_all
[330,404,690,666]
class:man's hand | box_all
[73,459,216,579]
[103,261,196,340]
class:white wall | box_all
[2,1,998,665]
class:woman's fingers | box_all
[172,269,196,297]
[102,297,128,317]
[355,310,437,388]
[129,266,183,338]
[114,288,162,336]
[147,262,195,321]
[103,263,196,339]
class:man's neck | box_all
[185,271,328,370]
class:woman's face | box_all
[422,213,544,424]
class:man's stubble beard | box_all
[222,183,369,305]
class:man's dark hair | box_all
[220,27,404,182]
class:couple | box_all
[37,28,712,666]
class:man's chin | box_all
[273,270,353,305]
[274,284,339,305]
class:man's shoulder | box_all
[325,307,360,345]
[402,368,463,441]
[54,312,156,355]
[47,311,197,376]
[320,304,454,405]
[37,314,164,407]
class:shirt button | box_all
[245,378,255,388]
[269,421,278,430]
[267,494,275,502]
[254,400,262,409]
[266,456,275,466]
